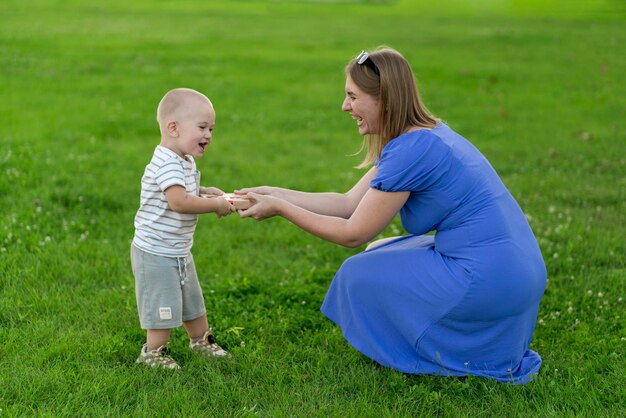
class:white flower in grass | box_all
[553,253,559,259]
[587,290,593,296]
[597,292,603,298]
[567,306,574,314]
[538,319,545,326]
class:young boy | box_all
[131,88,234,369]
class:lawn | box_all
[1,0,624,416]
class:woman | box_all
[238,47,546,384]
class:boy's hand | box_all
[200,186,225,196]
[215,196,236,218]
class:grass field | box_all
[1,0,625,416]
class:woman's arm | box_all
[236,167,378,218]
[239,187,409,248]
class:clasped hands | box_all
[200,186,279,220]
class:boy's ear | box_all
[166,121,179,137]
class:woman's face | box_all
[341,75,380,136]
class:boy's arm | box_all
[165,185,234,216]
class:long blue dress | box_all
[321,122,546,384]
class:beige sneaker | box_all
[190,330,230,358]
[136,344,180,370]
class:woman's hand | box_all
[238,192,282,221]
[235,186,278,197]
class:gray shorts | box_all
[130,244,206,329]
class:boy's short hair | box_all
[157,88,212,125]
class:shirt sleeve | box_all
[370,131,451,192]
[155,159,186,192]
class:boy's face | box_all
[170,100,215,159]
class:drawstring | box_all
[176,256,188,286]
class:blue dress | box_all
[321,123,546,384]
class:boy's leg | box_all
[185,317,229,358]
[131,245,183,369]
[147,328,172,350]
[183,316,209,339]
[137,328,179,370]
[131,245,184,332]
[180,254,229,357]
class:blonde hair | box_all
[346,47,438,168]
[157,88,212,126]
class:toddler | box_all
[131,88,234,369]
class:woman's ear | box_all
[167,120,178,137]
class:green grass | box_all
[1,0,625,416]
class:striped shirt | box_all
[133,145,201,257]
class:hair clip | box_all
[357,50,369,65]
[356,50,380,76]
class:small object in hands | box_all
[201,192,251,210]
[223,193,252,210]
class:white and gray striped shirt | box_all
[133,145,201,257]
